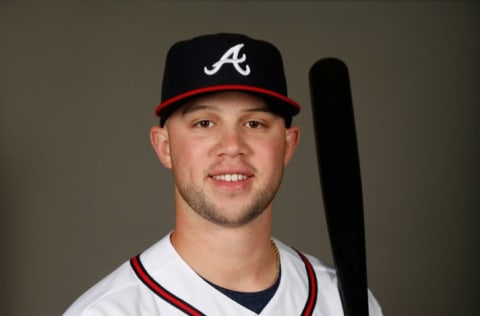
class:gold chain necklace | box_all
[271,239,280,281]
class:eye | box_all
[193,120,214,128]
[245,120,265,129]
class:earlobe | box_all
[150,125,172,169]
[284,125,300,166]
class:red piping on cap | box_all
[154,84,300,117]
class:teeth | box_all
[213,174,248,182]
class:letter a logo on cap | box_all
[204,43,251,76]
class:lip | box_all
[208,168,254,190]
[209,167,254,177]
[211,173,249,182]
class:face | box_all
[151,91,300,228]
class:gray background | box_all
[1,1,479,315]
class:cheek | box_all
[169,138,209,174]
[255,140,287,169]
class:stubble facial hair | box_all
[174,175,282,228]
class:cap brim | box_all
[154,84,300,118]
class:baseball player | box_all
[64,33,383,315]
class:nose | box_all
[216,126,249,157]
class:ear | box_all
[284,125,300,166]
[150,125,172,169]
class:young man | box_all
[64,33,382,315]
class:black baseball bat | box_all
[309,58,368,316]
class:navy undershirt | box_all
[205,269,281,314]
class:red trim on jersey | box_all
[297,250,319,316]
[131,250,318,315]
[130,255,206,316]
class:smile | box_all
[212,174,249,182]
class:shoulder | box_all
[63,235,177,316]
[63,260,137,316]
[273,239,383,316]
[274,238,336,282]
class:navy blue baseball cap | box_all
[155,33,301,126]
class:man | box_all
[64,33,382,315]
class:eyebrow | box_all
[244,107,273,114]
[180,104,216,116]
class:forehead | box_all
[180,91,270,114]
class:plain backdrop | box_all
[1,1,479,315]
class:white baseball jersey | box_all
[64,234,383,315]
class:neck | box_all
[171,209,277,292]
